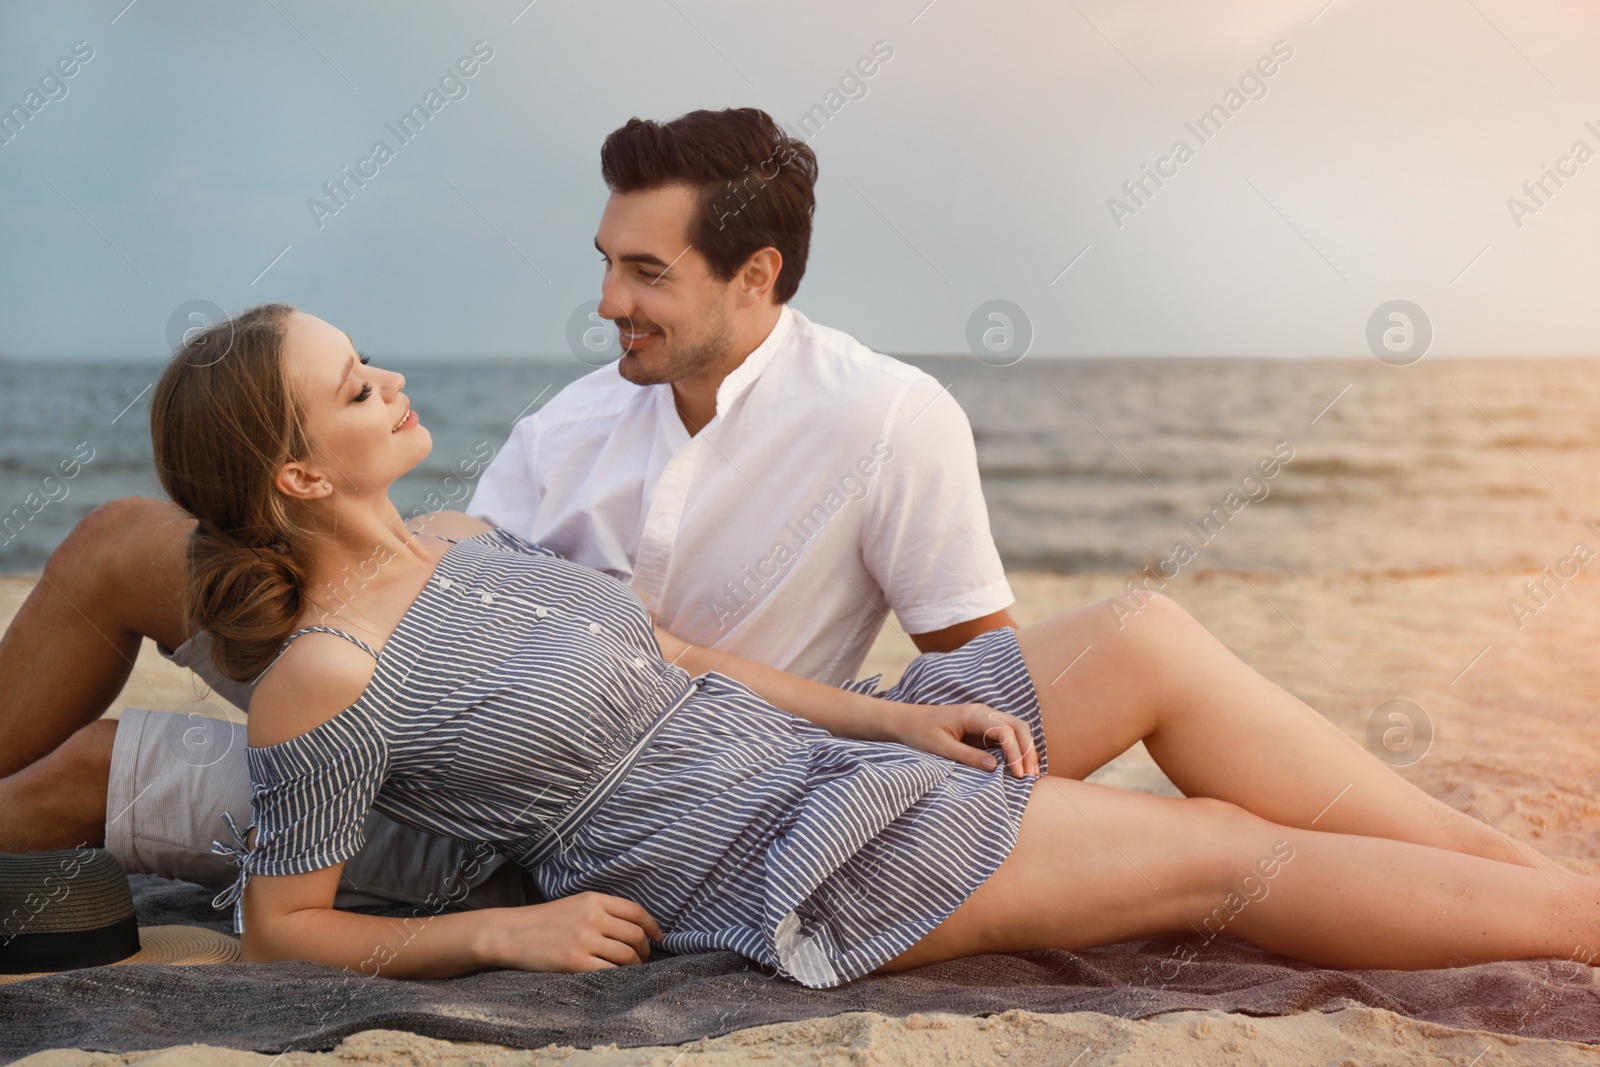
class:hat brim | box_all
[0,925,240,985]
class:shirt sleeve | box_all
[210,715,388,933]
[861,377,1014,635]
[466,415,543,535]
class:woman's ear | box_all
[274,461,330,501]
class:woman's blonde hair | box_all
[150,303,318,683]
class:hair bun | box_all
[185,524,306,683]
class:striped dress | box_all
[213,527,1048,988]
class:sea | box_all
[3,356,1598,577]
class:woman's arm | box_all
[656,627,901,742]
[656,627,1039,777]
[243,863,663,977]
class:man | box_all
[473,108,1014,682]
[0,107,1014,965]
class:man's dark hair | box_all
[600,108,818,304]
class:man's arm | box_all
[864,378,1015,652]
[464,415,543,535]
[910,608,1017,654]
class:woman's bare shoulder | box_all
[247,634,378,749]
[404,510,496,540]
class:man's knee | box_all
[52,719,115,842]
[54,719,117,795]
[51,498,190,582]
[0,718,115,851]
[49,498,194,645]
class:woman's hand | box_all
[244,871,663,978]
[476,892,665,973]
[883,701,1041,778]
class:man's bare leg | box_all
[0,720,116,849]
[0,497,195,850]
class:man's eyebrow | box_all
[594,237,669,268]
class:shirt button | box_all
[632,657,647,669]
[588,622,603,635]
[480,592,494,606]
[438,577,454,590]
[535,606,549,619]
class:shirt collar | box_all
[712,304,795,415]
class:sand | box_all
[16,1007,1600,1066]
[5,565,1599,1065]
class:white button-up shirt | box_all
[467,305,1012,685]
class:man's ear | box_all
[734,247,783,308]
[274,461,328,501]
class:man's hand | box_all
[476,892,665,973]
[881,701,1040,779]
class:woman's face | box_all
[280,310,431,497]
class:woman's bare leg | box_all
[1010,594,1562,872]
[875,780,1599,975]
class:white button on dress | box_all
[588,622,603,635]
[438,577,454,591]
[481,592,494,606]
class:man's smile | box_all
[619,326,661,350]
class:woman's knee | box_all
[1179,794,1260,839]
[1093,591,1214,688]
[1011,788,1278,948]
[1016,787,1260,914]
[1112,591,1207,645]
[1028,591,1198,667]
[1170,795,1293,889]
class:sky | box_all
[1,0,1596,360]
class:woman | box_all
[157,303,1596,987]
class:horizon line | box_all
[4,352,1599,364]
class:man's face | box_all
[594,184,734,386]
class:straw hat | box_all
[0,848,238,984]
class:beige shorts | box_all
[104,631,537,911]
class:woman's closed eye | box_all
[353,353,372,401]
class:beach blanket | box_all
[1,874,1595,1061]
